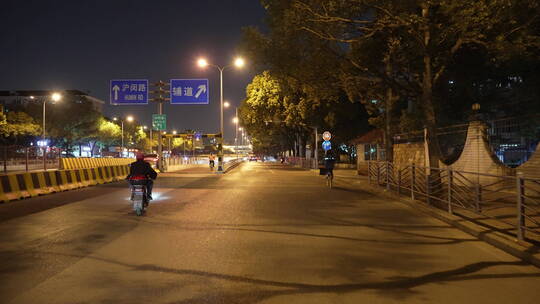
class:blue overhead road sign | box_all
[110,79,148,105]
[170,79,209,104]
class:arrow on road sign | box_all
[112,85,120,101]
[195,84,206,98]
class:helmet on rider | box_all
[136,152,145,161]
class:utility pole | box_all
[235,107,239,159]
[149,128,153,153]
[150,81,169,171]
[314,127,318,165]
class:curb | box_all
[332,173,540,268]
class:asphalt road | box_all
[0,162,539,304]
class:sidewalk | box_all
[317,168,540,268]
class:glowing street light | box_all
[113,115,134,155]
[224,101,230,108]
[197,56,246,172]
[51,92,62,102]
[42,92,62,140]
[234,57,245,68]
[197,58,208,68]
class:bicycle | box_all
[325,169,333,188]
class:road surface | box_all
[0,162,539,303]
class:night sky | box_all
[1,0,266,142]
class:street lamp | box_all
[224,101,230,108]
[42,92,62,140]
[142,125,153,153]
[34,92,62,171]
[113,115,134,156]
[197,56,245,173]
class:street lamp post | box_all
[239,127,243,147]
[232,109,239,158]
[34,92,62,141]
[32,93,61,170]
[143,125,152,153]
[114,115,133,157]
[143,125,153,153]
[198,57,245,173]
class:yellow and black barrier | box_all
[60,158,133,170]
[0,165,130,203]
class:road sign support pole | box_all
[158,101,163,171]
[149,128,153,153]
[149,80,168,172]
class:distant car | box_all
[249,155,258,162]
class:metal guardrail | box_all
[224,158,244,172]
[367,161,540,242]
[287,157,318,169]
[2,145,62,174]
[164,156,206,166]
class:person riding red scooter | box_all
[126,153,158,204]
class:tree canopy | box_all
[240,0,540,163]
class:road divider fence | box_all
[287,157,318,169]
[224,158,244,172]
[0,165,129,203]
[367,160,540,242]
[60,158,133,170]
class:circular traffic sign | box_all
[322,140,332,151]
[322,131,331,141]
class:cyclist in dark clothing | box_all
[324,149,336,178]
[127,153,158,200]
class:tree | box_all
[239,70,370,156]
[276,0,540,166]
[240,1,377,157]
[96,118,121,150]
[23,96,102,152]
[0,111,41,145]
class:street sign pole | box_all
[158,101,163,170]
[149,128,153,153]
[314,127,318,165]
[150,80,169,171]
